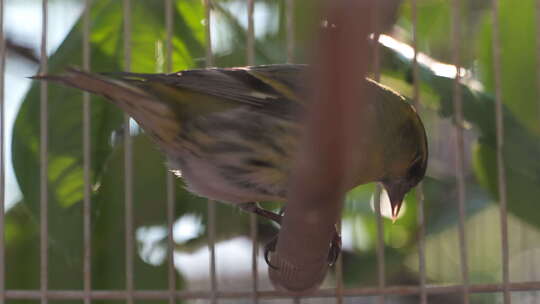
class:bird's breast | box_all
[169,107,298,204]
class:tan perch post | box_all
[269,0,375,293]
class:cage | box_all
[1,0,540,303]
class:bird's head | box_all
[381,142,428,222]
[364,81,429,222]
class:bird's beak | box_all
[382,181,408,223]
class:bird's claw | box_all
[264,236,279,269]
[239,202,342,269]
[327,231,342,267]
[264,232,342,270]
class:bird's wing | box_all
[106,64,307,109]
[35,65,307,145]
[32,68,185,147]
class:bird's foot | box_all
[238,202,282,224]
[328,228,342,267]
[263,231,342,269]
[263,235,279,269]
[238,202,342,268]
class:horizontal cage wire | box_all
[1,0,540,303]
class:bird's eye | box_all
[407,152,426,181]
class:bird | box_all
[34,64,428,266]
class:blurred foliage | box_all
[378,30,540,230]
[398,0,490,66]
[11,0,208,294]
[7,0,540,303]
[478,0,540,132]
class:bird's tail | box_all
[32,68,182,150]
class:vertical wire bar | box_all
[165,1,173,72]
[204,2,217,303]
[285,0,294,63]
[533,1,540,301]
[528,231,538,303]
[247,0,255,65]
[246,1,258,303]
[0,0,5,302]
[208,202,217,304]
[537,0,540,129]
[82,1,92,304]
[335,221,344,304]
[165,0,176,303]
[205,0,214,67]
[491,1,511,303]
[372,3,384,304]
[123,1,134,304]
[374,186,385,304]
[285,4,305,303]
[40,1,49,303]
[451,1,470,303]
[372,2,381,82]
[415,188,427,304]
[411,0,427,303]
[331,6,345,302]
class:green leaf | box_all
[430,76,540,228]
[11,0,206,292]
[477,0,540,132]
[5,202,40,290]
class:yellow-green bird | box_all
[36,64,428,265]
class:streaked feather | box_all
[36,64,428,206]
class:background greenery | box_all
[5,0,540,303]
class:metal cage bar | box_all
[374,186,385,304]
[3,0,540,303]
[451,0,470,303]
[204,3,218,304]
[411,0,427,303]
[208,202,217,304]
[285,0,294,64]
[165,1,176,304]
[82,1,92,304]
[491,0,511,303]
[39,1,49,303]
[533,0,540,300]
[246,1,259,303]
[335,220,344,304]
[5,280,540,300]
[537,0,540,129]
[247,0,255,66]
[122,1,135,304]
[373,3,385,304]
